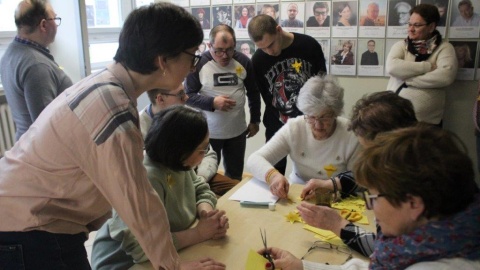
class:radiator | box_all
[0,103,15,156]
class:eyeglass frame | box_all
[197,143,210,154]
[362,190,387,210]
[182,51,202,67]
[210,46,236,57]
[301,240,353,264]
[407,22,430,29]
[304,115,336,125]
[159,89,187,101]
[46,17,61,26]
[314,11,327,16]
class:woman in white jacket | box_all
[386,3,457,126]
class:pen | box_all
[240,201,270,208]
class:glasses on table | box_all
[301,240,353,265]
[304,115,336,125]
[211,47,235,57]
[160,90,187,101]
[183,51,202,67]
[46,17,62,26]
[361,190,387,210]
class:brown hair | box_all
[248,14,277,42]
[349,91,417,140]
[354,124,477,218]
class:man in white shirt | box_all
[452,0,480,26]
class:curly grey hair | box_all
[296,75,344,117]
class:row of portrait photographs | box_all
[195,38,480,80]
[184,0,480,39]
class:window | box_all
[84,0,154,74]
[0,0,23,88]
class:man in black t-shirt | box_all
[248,14,327,174]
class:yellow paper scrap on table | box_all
[331,197,366,212]
[246,249,280,270]
[355,214,369,225]
[285,211,303,224]
[303,224,337,239]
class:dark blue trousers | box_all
[0,230,91,270]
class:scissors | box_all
[260,228,275,270]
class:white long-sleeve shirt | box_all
[247,116,359,184]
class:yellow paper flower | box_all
[323,164,337,178]
[285,211,302,224]
[291,60,302,73]
[167,174,175,188]
[236,66,244,76]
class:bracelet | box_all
[265,168,279,185]
[330,177,338,201]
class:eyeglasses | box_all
[160,90,187,101]
[197,143,210,154]
[304,115,335,125]
[211,47,235,57]
[407,22,428,29]
[301,240,353,264]
[46,17,61,26]
[182,51,202,67]
[362,190,387,210]
[314,11,327,16]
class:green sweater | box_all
[91,156,217,269]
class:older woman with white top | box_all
[246,75,359,198]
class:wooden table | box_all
[131,176,374,270]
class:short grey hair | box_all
[296,75,344,116]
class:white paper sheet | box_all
[228,177,278,203]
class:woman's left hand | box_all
[297,202,348,236]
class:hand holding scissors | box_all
[260,228,275,270]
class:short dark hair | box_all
[14,0,49,34]
[209,24,237,47]
[248,14,277,42]
[313,2,329,13]
[349,91,417,141]
[410,3,440,26]
[146,88,169,104]
[114,2,203,74]
[354,124,478,218]
[367,39,375,45]
[145,105,208,171]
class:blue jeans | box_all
[210,130,247,180]
[0,230,91,270]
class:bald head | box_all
[14,0,58,47]
[15,0,50,34]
